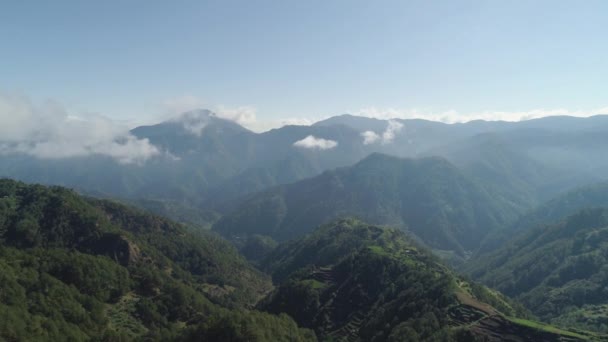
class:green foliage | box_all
[238,234,279,263]
[0,179,307,341]
[259,219,571,341]
[179,310,316,342]
[466,208,608,333]
[215,153,520,257]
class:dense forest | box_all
[0,179,314,341]
[466,208,608,333]
[258,219,595,341]
[1,179,599,341]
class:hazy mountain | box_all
[213,153,521,257]
[514,182,608,234]
[476,182,608,254]
[465,208,608,333]
[259,219,593,341]
[0,110,373,213]
[3,111,608,229]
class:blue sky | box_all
[2,0,608,130]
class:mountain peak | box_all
[174,108,216,122]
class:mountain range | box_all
[213,153,520,258]
[0,180,597,341]
[2,111,608,219]
[3,111,608,340]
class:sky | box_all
[2,0,608,131]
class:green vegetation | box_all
[508,317,590,339]
[466,208,608,333]
[258,219,586,341]
[0,178,602,341]
[215,153,521,258]
[0,179,314,341]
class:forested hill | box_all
[465,208,608,333]
[214,153,520,257]
[259,219,596,341]
[0,179,314,341]
[0,179,603,341]
[477,181,608,254]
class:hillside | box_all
[0,179,314,341]
[478,181,608,254]
[465,208,608,333]
[259,219,595,341]
[214,153,520,257]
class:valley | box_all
[2,112,608,341]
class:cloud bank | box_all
[362,120,404,145]
[353,107,608,124]
[0,93,160,164]
[293,135,338,150]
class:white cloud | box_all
[361,131,380,145]
[361,120,404,145]
[293,135,337,150]
[382,120,403,144]
[0,93,160,164]
[353,106,608,124]
[171,110,212,136]
[161,95,259,132]
[215,105,257,127]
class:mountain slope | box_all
[0,110,373,214]
[259,219,594,341]
[513,182,608,235]
[477,181,608,254]
[214,153,520,256]
[465,208,608,333]
[0,179,314,341]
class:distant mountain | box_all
[313,114,389,132]
[258,218,593,341]
[427,133,564,212]
[513,182,608,234]
[0,179,314,341]
[3,111,608,228]
[477,181,608,255]
[214,153,521,257]
[465,208,608,333]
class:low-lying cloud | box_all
[0,93,160,164]
[361,131,380,145]
[362,120,404,145]
[162,95,258,132]
[354,106,608,123]
[171,110,212,136]
[293,135,338,150]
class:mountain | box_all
[214,153,521,257]
[464,208,608,333]
[1,178,601,341]
[514,182,608,234]
[258,218,596,341]
[3,111,608,229]
[477,181,608,254]
[0,179,314,341]
[313,114,389,132]
[0,110,373,217]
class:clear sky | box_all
[2,0,608,130]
